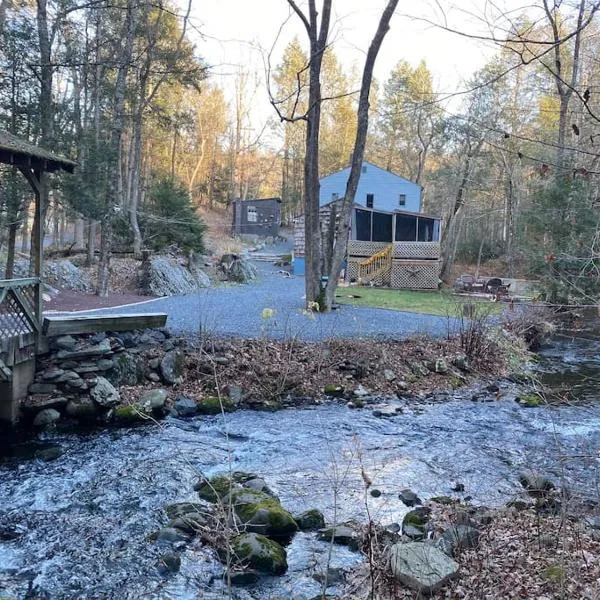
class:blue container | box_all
[293,256,305,276]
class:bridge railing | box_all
[0,277,41,341]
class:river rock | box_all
[196,396,234,414]
[229,532,287,574]
[242,477,277,498]
[41,368,65,381]
[65,397,98,420]
[225,488,298,539]
[399,489,422,507]
[155,527,191,544]
[519,471,555,498]
[33,408,61,427]
[390,542,459,593]
[296,509,326,531]
[402,507,431,540]
[173,397,197,417]
[55,335,76,351]
[383,369,397,382]
[90,376,120,408]
[167,512,208,535]
[139,388,168,411]
[157,552,181,574]
[318,524,360,550]
[227,569,260,585]
[160,350,184,384]
[438,525,480,557]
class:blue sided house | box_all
[294,161,442,289]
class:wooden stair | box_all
[357,244,393,286]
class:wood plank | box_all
[42,312,168,336]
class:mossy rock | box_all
[404,373,420,383]
[113,403,149,423]
[505,499,531,511]
[197,396,234,415]
[542,564,564,582]
[449,375,466,389]
[324,384,344,397]
[167,512,208,535]
[402,508,431,540]
[518,393,543,407]
[195,475,235,502]
[296,509,325,531]
[164,502,203,519]
[229,532,287,574]
[227,488,298,538]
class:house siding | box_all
[319,162,421,213]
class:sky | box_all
[185,0,529,132]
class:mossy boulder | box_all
[226,488,298,539]
[324,384,344,397]
[518,393,543,407]
[296,509,326,531]
[195,475,235,502]
[113,403,150,423]
[229,532,287,574]
[402,507,431,540]
[196,396,234,415]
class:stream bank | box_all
[0,326,598,599]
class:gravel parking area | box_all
[54,262,452,341]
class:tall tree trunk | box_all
[97,0,138,296]
[323,0,399,309]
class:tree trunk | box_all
[74,217,85,249]
[323,0,399,309]
[97,0,138,296]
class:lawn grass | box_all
[335,286,502,316]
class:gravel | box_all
[57,262,453,341]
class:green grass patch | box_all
[335,287,502,317]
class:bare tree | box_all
[277,0,399,309]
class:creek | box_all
[0,330,599,599]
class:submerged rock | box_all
[318,524,360,550]
[399,489,422,507]
[390,542,459,593]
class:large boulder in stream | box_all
[224,488,298,539]
[229,532,287,575]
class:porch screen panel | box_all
[372,212,393,242]
[418,217,435,241]
[395,214,417,241]
[355,209,372,241]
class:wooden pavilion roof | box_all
[0,130,76,173]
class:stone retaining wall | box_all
[22,329,183,427]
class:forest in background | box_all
[0,0,599,302]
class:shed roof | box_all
[0,130,76,173]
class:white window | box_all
[399,194,406,207]
[366,193,374,208]
[331,192,339,201]
[361,165,367,173]
[247,206,257,222]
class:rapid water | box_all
[1,333,599,599]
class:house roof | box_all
[0,130,76,173]
[320,199,441,221]
[236,197,281,204]
[320,161,419,187]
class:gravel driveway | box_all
[63,262,452,341]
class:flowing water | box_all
[1,332,599,599]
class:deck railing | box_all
[0,278,41,341]
[357,244,393,285]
